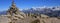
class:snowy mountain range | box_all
[0,6,60,17]
[22,6,60,17]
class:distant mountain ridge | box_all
[0,6,60,17]
[0,11,7,15]
[22,6,60,17]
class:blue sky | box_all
[0,0,60,11]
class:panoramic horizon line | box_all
[0,6,60,11]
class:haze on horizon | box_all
[0,0,60,11]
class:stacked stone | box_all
[6,0,25,23]
[7,1,19,15]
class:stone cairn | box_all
[7,0,21,23]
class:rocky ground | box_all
[0,15,60,23]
